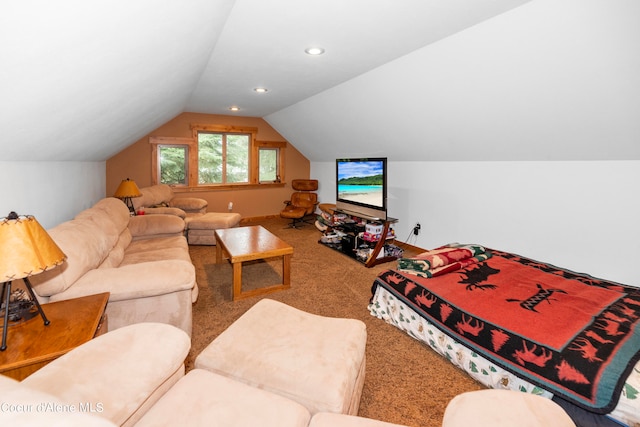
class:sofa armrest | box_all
[22,323,190,427]
[170,197,208,214]
[48,260,196,302]
[128,214,185,239]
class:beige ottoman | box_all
[195,298,367,415]
[310,413,409,427]
[442,390,576,427]
[185,212,241,245]
[136,369,311,427]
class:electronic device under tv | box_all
[336,157,387,221]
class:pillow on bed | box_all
[410,243,486,268]
[397,243,490,278]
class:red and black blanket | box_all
[372,246,640,413]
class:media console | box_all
[318,210,402,268]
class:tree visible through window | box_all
[159,145,188,185]
[259,148,278,182]
[150,127,286,188]
[198,132,249,184]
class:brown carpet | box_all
[186,217,483,427]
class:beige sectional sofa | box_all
[30,197,197,336]
[0,322,408,427]
[131,183,242,245]
[132,183,209,218]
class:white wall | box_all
[312,160,640,287]
[0,161,105,229]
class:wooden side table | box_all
[0,292,109,380]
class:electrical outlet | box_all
[413,223,421,235]
[228,202,233,211]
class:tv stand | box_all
[333,208,384,222]
[318,210,401,268]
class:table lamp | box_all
[114,178,142,215]
[0,212,67,351]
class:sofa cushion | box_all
[98,229,132,269]
[48,259,196,302]
[122,235,191,264]
[30,218,113,296]
[133,184,174,211]
[22,323,190,427]
[74,202,121,248]
[135,369,311,427]
[169,197,208,213]
[128,214,185,240]
[76,198,130,237]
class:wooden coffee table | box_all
[0,292,109,380]
[215,226,293,301]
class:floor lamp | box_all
[0,212,67,351]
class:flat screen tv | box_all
[336,157,387,220]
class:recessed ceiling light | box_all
[253,87,268,93]
[305,47,325,56]
[228,106,240,111]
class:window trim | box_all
[197,130,252,185]
[149,126,286,190]
[256,140,286,184]
[192,124,257,186]
[150,137,194,187]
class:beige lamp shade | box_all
[0,212,67,282]
[114,178,142,199]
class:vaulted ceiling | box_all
[2,0,639,163]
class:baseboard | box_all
[393,241,425,253]
[240,214,282,224]
[238,216,426,255]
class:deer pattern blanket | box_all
[372,247,640,413]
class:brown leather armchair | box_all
[280,179,319,228]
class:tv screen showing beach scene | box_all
[337,158,386,210]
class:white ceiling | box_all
[187,0,531,117]
[2,0,639,163]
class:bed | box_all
[368,244,640,427]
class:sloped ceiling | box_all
[1,0,235,161]
[2,1,638,163]
[1,0,529,162]
[267,0,640,161]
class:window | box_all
[150,126,285,189]
[259,147,279,182]
[159,145,188,185]
[197,132,250,184]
